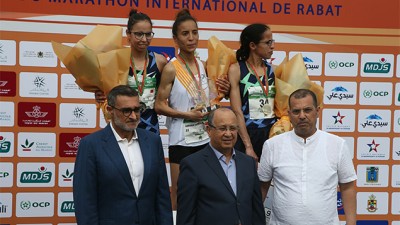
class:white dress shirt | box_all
[258,130,357,225]
[110,123,144,195]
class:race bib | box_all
[183,120,208,144]
[248,85,275,119]
[128,73,157,109]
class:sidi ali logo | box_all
[361,114,388,128]
[20,139,34,151]
[327,86,354,100]
[0,136,11,153]
[303,56,319,70]
[364,58,391,74]
[20,166,52,183]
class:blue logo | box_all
[366,114,383,120]
[337,192,344,215]
[356,221,388,225]
[332,86,348,92]
[148,46,175,62]
[303,56,313,62]
[366,166,379,183]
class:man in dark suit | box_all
[177,108,265,225]
[73,85,173,225]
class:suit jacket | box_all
[177,145,265,225]
[73,124,173,225]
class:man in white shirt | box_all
[258,89,357,225]
[73,85,172,225]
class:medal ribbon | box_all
[130,51,148,96]
[246,61,269,97]
[177,53,202,92]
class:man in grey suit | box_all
[73,85,173,225]
[177,108,265,225]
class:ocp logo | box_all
[20,166,52,183]
[61,201,75,213]
[20,201,50,209]
[0,136,11,153]
[0,172,9,178]
[329,60,354,69]
[363,90,389,98]
[329,60,338,69]
[363,90,372,98]
[364,58,391,73]
[20,201,31,210]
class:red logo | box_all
[59,133,89,157]
[18,102,56,127]
[0,71,16,97]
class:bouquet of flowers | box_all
[52,25,131,122]
[269,53,324,138]
[206,36,237,106]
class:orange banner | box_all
[2,0,400,29]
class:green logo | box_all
[364,58,391,73]
[0,136,11,153]
[62,169,74,181]
[61,201,75,213]
[20,166,52,183]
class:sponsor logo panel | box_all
[322,109,355,132]
[395,82,400,106]
[392,165,400,188]
[17,132,56,157]
[289,51,322,76]
[57,192,75,217]
[19,72,58,98]
[19,41,57,67]
[58,163,74,187]
[0,193,12,218]
[356,192,388,215]
[361,53,394,77]
[16,192,54,217]
[357,137,390,160]
[161,134,169,158]
[359,82,392,106]
[60,74,94,99]
[397,54,400,78]
[17,163,55,187]
[59,133,89,157]
[0,132,14,157]
[0,162,13,187]
[394,110,400,133]
[59,103,96,128]
[324,52,358,76]
[323,81,357,105]
[358,110,391,133]
[0,71,16,97]
[393,137,400,160]
[0,101,14,127]
[18,102,56,127]
[0,40,16,66]
[356,164,389,187]
[392,192,400,214]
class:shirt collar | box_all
[291,129,319,144]
[209,144,236,161]
[110,122,138,142]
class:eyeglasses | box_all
[129,31,155,40]
[259,39,275,47]
[109,105,143,117]
[209,124,239,133]
[289,107,315,115]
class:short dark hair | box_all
[289,89,318,108]
[107,85,138,106]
